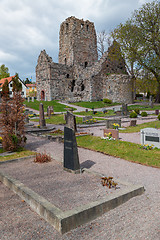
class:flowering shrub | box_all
[112,123,119,129]
[140,144,154,150]
[0,136,3,143]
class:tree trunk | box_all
[155,79,160,103]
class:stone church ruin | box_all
[36,16,133,103]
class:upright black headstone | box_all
[64,127,80,173]
[39,103,46,128]
[66,111,77,132]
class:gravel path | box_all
[1,133,160,239]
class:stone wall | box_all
[59,16,98,67]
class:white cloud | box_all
[0,0,156,80]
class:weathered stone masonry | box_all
[36,16,133,103]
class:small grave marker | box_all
[141,128,160,148]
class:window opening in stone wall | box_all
[66,23,69,32]
[81,83,85,91]
[71,80,75,92]
[65,58,67,65]
[66,74,69,78]
[84,62,88,68]
[86,25,89,31]
[81,23,84,29]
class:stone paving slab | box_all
[0,157,144,234]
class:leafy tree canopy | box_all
[111,0,160,101]
[0,64,10,79]
[12,73,22,92]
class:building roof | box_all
[0,75,16,88]
[26,83,36,87]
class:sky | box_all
[0,0,156,81]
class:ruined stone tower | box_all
[59,16,98,67]
[36,16,133,103]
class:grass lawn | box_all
[128,104,160,111]
[30,114,105,125]
[76,135,160,168]
[0,150,35,162]
[71,101,121,109]
[120,120,160,133]
[24,100,76,112]
[75,110,115,117]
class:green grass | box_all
[76,135,160,168]
[31,114,105,125]
[75,110,115,117]
[120,120,160,133]
[71,101,121,109]
[128,104,160,111]
[0,150,35,162]
[24,100,76,112]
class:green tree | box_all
[24,78,31,84]
[0,64,10,79]
[111,1,160,102]
[12,73,22,92]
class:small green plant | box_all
[103,98,112,104]
[34,152,51,163]
[130,111,137,118]
[83,118,97,124]
[158,114,160,120]
[134,109,140,114]
[141,111,148,117]
[0,136,2,143]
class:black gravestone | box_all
[66,111,77,132]
[64,127,80,173]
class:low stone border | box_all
[0,155,35,164]
[0,165,144,234]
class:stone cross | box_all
[39,103,46,128]
[63,126,80,173]
[66,111,77,132]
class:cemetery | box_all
[0,1,160,238]
[1,98,160,235]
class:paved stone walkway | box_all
[1,133,160,239]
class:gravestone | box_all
[32,97,34,102]
[130,120,137,127]
[63,126,80,173]
[122,103,128,116]
[155,109,159,115]
[85,109,88,113]
[102,108,107,114]
[66,111,77,132]
[39,103,46,128]
[27,97,30,102]
[106,119,121,129]
[149,96,153,108]
[141,128,160,148]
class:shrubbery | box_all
[134,109,140,114]
[103,98,112,104]
[130,111,137,118]
[141,111,148,117]
[158,114,160,120]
